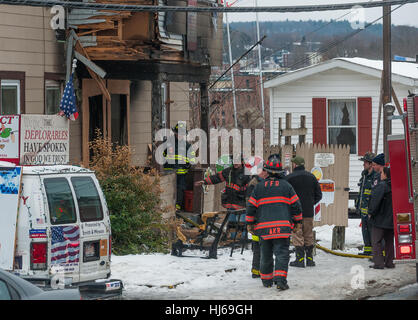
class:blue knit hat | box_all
[372,153,385,166]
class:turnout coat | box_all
[355,169,379,215]
[163,137,196,175]
[246,175,303,240]
[204,165,251,210]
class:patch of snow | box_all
[110,219,416,300]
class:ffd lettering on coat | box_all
[265,180,280,187]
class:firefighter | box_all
[163,121,196,211]
[371,153,385,187]
[246,155,303,290]
[195,153,251,238]
[245,157,269,278]
[285,156,322,267]
[355,151,378,256]
[368,166,395,269]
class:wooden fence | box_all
[296,143,350,227]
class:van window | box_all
[71,177,103,222]
[44,178,77,225]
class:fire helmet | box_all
[263,155,284,173]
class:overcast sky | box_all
[226,0,418,27]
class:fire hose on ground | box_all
[315,243,371,259]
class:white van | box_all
[0,163,122,297]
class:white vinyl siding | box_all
[269,67,413,193]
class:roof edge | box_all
[264,58,416,88]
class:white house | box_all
[264,57,418,196]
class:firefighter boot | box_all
[276,280,289,291]
[289,246,305,268]
[305,245,316,267]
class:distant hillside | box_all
[223,20,418,68]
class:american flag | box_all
[59,73,79,121]
[51,226,80,265]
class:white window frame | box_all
[1,80,20,114]
[327,98,358,154]
[45,80,62,115]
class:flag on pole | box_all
[59,73,79,121]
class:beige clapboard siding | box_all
[169,82,190,128]
[0,4,64,117]
[25,76,44,90]
[129,81,191,166]
[270,67,412,193]
[130,80,153,166]
[0,4,44,16]
[0,63,44,76]
[69,120,82,165]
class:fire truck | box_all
[387,94,418,281]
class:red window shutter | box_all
[357,97,372,155]
[312,98,327,145]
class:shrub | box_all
[88,132,170,255]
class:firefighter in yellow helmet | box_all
[163,121,196,211]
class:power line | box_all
[0,0,417,12]
[209,1,407,114]
[286,1,406,71]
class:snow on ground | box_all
[111,219,416,300]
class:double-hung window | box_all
[1,80,20,115]
[0,72,25,115]
[328,99,357,154]
[45,80,62,115]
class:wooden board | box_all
[297,143,350,227]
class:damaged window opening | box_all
[111,94,128,146]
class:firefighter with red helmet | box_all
[246,155,303,290]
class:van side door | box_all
[71,176,110,282]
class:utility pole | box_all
[224,0,238,128]
[255,0,265,128]
[382,0,392,161]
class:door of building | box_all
[82,79,130,166]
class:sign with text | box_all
[0,167,22,270]
[0,115,20,165]
[20,115,69,165]
[319,179,335,206]
[314,153,335,168]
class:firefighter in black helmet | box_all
[163,121,196,211]
[246,154,303,290]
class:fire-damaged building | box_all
[0,0,224,216]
